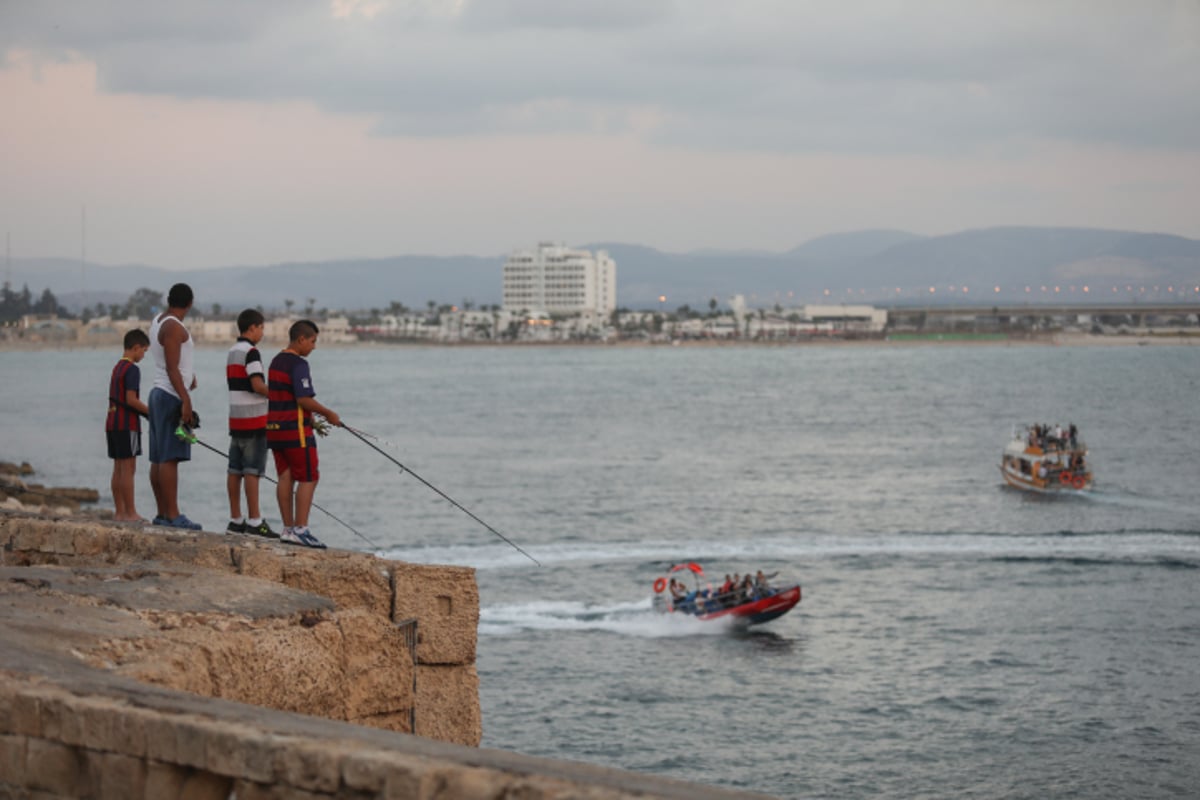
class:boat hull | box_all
[692,585,802,626]
[1000,465,1092,493]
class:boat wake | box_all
[380,528,1200,572]
[1078,487,1200,516]
[479,598,734,638]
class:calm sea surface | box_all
[3,343,1199,798]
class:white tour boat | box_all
[1000,424,1093,494]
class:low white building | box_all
[801,304,888,332]
[502,242,616,316]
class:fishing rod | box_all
[341,423,542,566]
[189,434,382,550]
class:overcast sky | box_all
[2,0,1198,269]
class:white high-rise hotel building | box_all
[502,242,616,315]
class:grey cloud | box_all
[457,0,675,31]
[2,0,1197,154]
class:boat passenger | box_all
[670,578,686,603]
[754,570,773,596]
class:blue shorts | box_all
[148,387,191,464]
[228,432,268,476]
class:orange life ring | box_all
[1072,475,1086,490]
[653,577,667,594]
[1059,471,1073,484]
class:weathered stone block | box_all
[71,525,111,557]
[32,690,82,746]
[272,737,345,793]
[390,562,479,665]
[0,734,27,786]
[172,716,214,770]
[282,551,392,617]
[338,609,415,722]
[204,722,275,782]
[233,779,329,800]
[78,697,147,757]
[435,766,510,800]
[86,750,147,800]
[143,715,181,764]
[414,664,481,746]
[7,691,43,737]
[233,546,285,582]
[128,533,235,572]
[0,682,14,733]
[144,761,188,798]
[347,750,429,794]
[177,769,234,800]
[23,738,85,795]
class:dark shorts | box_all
[106,430,142,460]
[148,387,191,464]
[273,447,319,483]
[228,432,268,476]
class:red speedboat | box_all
[651,562,801,627]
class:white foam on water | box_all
[479,597,734,638]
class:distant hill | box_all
[8,226,1199,313]
[783,229,925,262]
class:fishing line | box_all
[341,424,542,566]
[190,435,381,550]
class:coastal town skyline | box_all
[3,2,1198,269]
[6,225,1200,315]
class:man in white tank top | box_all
[147,283,202,530]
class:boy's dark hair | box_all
[237,308,265,333]
[167,283,194,309]
[123,329,151,349]
[288,319,320,342]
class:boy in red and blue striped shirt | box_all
[267,319,341,548]
[106,329,151,521]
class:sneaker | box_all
[152,515,171,527]
[296,528,327,549]
[226,520,247,535]
[281,526,326,549]
[167,514,202,531]
[247,519,279,539]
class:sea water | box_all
[2,343,1199,798]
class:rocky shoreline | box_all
[0,462,769,799]
[1,461,102,515]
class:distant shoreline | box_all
[3,332,1199,353]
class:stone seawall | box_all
[0,511,770,799]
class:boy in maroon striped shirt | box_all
[106,329,151,522]
[267,319,341,548]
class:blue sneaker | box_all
[152,515,171,527]
[167,514,202,531]
[298,529,326,549]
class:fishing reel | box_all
[174,411,200,443]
